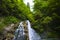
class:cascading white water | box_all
[13,20,41,40]
[13,22,25,40]
[26,20,41,40]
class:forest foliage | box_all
[33,0,60,38]
[0,0,34,32]
[0,0,60,38]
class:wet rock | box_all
[1,23,19,40]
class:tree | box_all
[33,0,60,38]
[0,0,35,32]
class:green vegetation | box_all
[0,0,34,32]
[0,0,60,38]
[33,0,60,38]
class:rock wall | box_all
[0,23,19,40]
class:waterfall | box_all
[13,20,41,40]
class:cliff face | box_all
[0,23,19,40]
